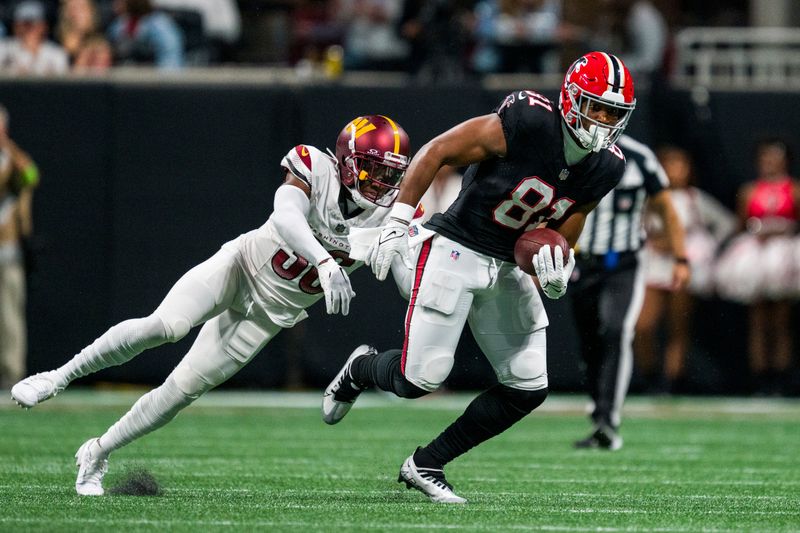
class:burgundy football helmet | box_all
[559,51,636,152]
[335,115,410,209]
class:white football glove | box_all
[365,218,410,281]
[533,244,576,300]
[316,259,355,315]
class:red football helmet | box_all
[559,51,636,152]
[335,115,410,209]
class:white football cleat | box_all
[398,454,467,504]
[322,344,375,425]
[75,438,108,496]
[11,371,64,409]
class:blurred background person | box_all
[340,0,409,71]
[571,134,689,450]
[56,0,101,65]
[0,104,39,389]
[107,0,185,69]
[72,32,113,72]
[151,0,241,63]
[635,145,736,394]
[0,0,69,75]
[288,0,346,75]
[470,0,583,75]
[715,138,800,396]
[593,0,668,79]
[399,0,473,83]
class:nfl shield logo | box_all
[450,250,460,261]
[408,225,419,237]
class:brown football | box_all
[514,228,570,275]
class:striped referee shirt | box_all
[577,135,669,256]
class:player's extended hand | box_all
[533,245,576,300]
[316,258,355,315]
[365,219,410,281]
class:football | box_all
[514,228,570,275]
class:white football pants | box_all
[401,234,549,392]
[56,246,281,455]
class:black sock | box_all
[420,385,547,467]
[351,349,428,399]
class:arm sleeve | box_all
[271,184,331,266]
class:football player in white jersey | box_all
[10,115,413,496]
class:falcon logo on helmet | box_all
[334,115,411,209]
[559,51,636,152]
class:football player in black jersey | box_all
[323,52,636,503]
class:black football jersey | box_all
[425,90,626,262]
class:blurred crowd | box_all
[0,0,747,77]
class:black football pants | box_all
[570,253,643,430]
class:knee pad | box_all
[169,361,213,399]
[498,348,547,390]
[498,384,548,414]
[152,311,191,343]
[403,348,454,392]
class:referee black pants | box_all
[570,252,644,430]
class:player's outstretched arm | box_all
[271,174,355,315]
[368,114,507,281]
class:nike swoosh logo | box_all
[378,230,404,245]
[301,147,309,156]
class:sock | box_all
[56,316,168,388]
[96,377,196,455]
[420,385,547,467]
[351,349,428,399]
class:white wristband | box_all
[388,202,416,225]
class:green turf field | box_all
[1,390,798,532]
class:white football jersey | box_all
[222,144,391,327]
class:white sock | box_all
[97,377,196,455]
[55,315,168,388]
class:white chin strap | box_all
[578,124,610,152]
[349,187,377,210]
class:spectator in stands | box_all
[73,32,113,72]
[0,0,69,75]
[289,0,346,69]
[0,104,39,389]
[56,0,100,64]
[399,0,473,83]
[715,138,800,396]
[635,146,736,394]
[107,0,185,69]
[593,0,668,79]
[471,0,583,74]
[151,0,241,62]
[340,0,409,71]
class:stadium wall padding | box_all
[0,79,797,393]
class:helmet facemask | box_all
[343,152,408,208]
[565,84,635,152]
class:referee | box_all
[570,134,689,450]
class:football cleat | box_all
[322,345,375,425]
[75,438,108,496]
[398,453,467,504]
[11,371,64,409]
[574,425,623,451]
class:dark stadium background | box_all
[0,79,797,394]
